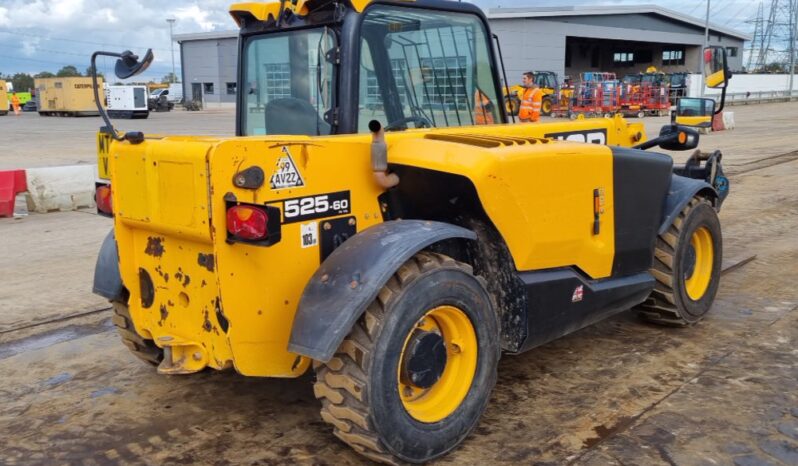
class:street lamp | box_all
[167,18,176,83]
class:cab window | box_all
[358,6,500,132]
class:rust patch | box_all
[144,237,165,257]
[201,279,207,288]
[214,298,229,333]
[182,274,191,287]
[197,253,215,272]
[158,304,169,326]
[202,309,213,332]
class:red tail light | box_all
[96,184,113,216]
[227,205,268,240]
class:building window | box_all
[55,82,63,88]
[365,59,407,107]
[662,48,685,66]
[727,47,738,57]
[226,82,237,95]
[264,63,291,101]
[420,57,468,110]
[613,51,635,66]
[203,82,214,94]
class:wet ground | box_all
[1,103,798,465]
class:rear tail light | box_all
[225,203,281,245]
[227,205,268,240]
[96,184,113,216]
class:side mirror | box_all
[115,49,154,79]
[658,125,700,151]
[633,124,699,151]
[703,46,729,89]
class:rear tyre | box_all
[313,252,500,464]
[505,95,520,117]
[112,301,163,365]
[637,197,722,326]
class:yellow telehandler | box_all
[92,1,732,463]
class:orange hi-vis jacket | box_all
[519,87,542,122]
[473,88,495,125]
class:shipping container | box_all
[0,81,8,115]
[35,77,105,117]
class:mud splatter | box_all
[144,237,165,257]
[197,253,215,272]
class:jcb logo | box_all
[545,129,607,145]
[97,132,112,179]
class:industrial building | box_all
[175,4,749,107]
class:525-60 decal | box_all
[274,191,351,224]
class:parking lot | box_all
[1,103,797,465]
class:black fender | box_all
[93,229,125,301]
[288,220,477,362]
[658,174,718,235]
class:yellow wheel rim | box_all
[542,99,552,114]
[398,305,478,423]
[684,227,714,300]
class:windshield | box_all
[242,27,336,136]
[670,74,686,87]
[358,6,500,131]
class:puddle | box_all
[0,318,112,360]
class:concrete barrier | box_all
[24,165,97,213]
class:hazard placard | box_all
[270,146,305,190]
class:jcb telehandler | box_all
[92,1,731,463]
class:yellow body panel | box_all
[104,117,639,377]
[676,115,712,127]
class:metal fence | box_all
[718,90,798,106]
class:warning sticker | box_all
[270,146,305,190]
[300,221,318,248]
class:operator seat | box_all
[264,98,331,135]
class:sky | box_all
[0,0,764,82]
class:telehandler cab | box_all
[92,0,731,463]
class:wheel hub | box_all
[401,330,447,389]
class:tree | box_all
[85,66,105,80]
[56,65,81,77]
[10,73,34,93]
[161,72,178,84]
[35,71,55,78]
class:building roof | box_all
[174,31,237,43]
[488,5,751,41]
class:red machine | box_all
[568,72,620,119]
[620,72,671,118]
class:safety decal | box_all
[300,221,319,248]
[270,146,305,190]
[571,285,584,303]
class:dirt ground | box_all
[1,104,798,465]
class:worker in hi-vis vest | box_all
[518,72,542,123]
[473,87,495,125]
[11,93,21,116]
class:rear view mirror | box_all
[658,125,700,151]
[703,46,728,89]
[115,49,154,79]
[674,97,716,129]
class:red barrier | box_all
[712,112,725,132]
[0,170,27,217]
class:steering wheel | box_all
[384,116,433,131]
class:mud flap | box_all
[288,220,476,362]
[659,175,718,235]
[93,229,125,301]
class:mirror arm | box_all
[633,132,677,151]
[715,84,727,115]
[91,51,124,141]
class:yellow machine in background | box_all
[91,0,732,463]
[36,77,105,116]
[0,81,8,116]
[504,71,564,117]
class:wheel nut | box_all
[193,352,202,361]
[450,343,461,354]
[403,386,413,397]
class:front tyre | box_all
[313,252,500,464]
[637,197,722,325]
